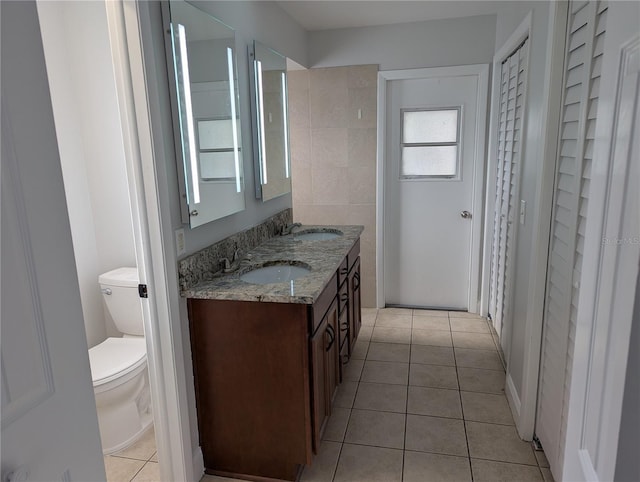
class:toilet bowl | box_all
[89,267,152,454]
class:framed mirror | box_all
[249,41,292,202]
[164,0,245,228]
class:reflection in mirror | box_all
[165,0,245,228]
[250,41,292,202]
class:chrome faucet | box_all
[281,223,301,236]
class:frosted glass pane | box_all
[198,119,234,149]
[200,151,236,179]
[403,109,458,143]
[401,146,457,177]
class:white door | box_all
[488,39,529,347]
[1,2,105,481]
[384,67,487,310]
[536,0,609,476]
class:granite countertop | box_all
[181,225,364,304]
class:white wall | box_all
[38,1,137,348]
[308,14,496,70]
[491,1,552,434]
[136,0,307,460]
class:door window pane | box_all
[401,146,458,177]
[403,109,458,143]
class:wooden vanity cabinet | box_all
[347,240,362,349]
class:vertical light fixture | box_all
[281,72,290,179]
[227,47,241,193]
[175,23,200,204]
[256,60,268,185]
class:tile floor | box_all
[108,309,556,482]
[104,427,160,482]
[297,308,555,482]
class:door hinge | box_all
[138,284,148,299]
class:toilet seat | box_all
[89,337,146,387]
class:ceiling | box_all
[277,1,502,31]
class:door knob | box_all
[461,210,472,219]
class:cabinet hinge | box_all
[138,284,148,299]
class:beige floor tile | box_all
[403,451,472,482]
[334,381,358,408]
[104,456,145,482]
[412,316,450,331]
[367,342,410,362]
[371,327,412,344]
[414,309,449,318]
[342,359,364,382]
[376,312,412,329]
[535,450,550,468]
[361,309,377,326]
[405,414,468,457]
[353,382,407,413]
[344,409,406,449]
[409,364,458,389]
[407,386,462,419]
[361,360,409,385]
[449,311,485,319]
[112,427,156,461]
[358,325,373,341]
[412,329,453,347]
[350,340,369,360]
[379,307,413,316]
[457,367,505,394]
[541,467,555,482]
[322,407,351,442]
[450,318,490,333]
[411,345,455,366]
[466,421,537,465]
[132,461,160,482]
[452,332,496,350]
[300,440,341,482]
[149,452,157,463]
[461,391,514,425]
[333,443,403,482]
[455,348,504,371]
[471,459,544,482]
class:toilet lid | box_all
[89,337,146,386]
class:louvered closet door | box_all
[536,0,608,474]
[488,39,529,348]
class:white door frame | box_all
[106,2,197,481]
[376,64,489,311]
[562,4,640,479]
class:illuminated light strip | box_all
[256,60,268,185]
[281,72,290,179]
[176,24,200,204]
[227,48,241,193]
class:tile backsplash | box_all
[178,208,292,292]
[289,65,378,307]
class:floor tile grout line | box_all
[128,460,148,482]
[452,339,475,482]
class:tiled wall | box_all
[288,65,378,307]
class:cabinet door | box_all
[324,299,340,408]
[310,315,328,452]
[349,257,362,347]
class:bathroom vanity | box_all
[181,224,363,481]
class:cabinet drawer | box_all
[337,257,349,287]
[348,239,360,271]
[339,307,349,349]
[312,272,338,334]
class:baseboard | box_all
[505,372,522,426]
[192,446,204,482]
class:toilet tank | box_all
[99,267,144,336]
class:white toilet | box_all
[89,267,152,454]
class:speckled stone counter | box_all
[180,225,363,304]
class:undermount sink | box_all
[240,261,312,285]
[294,229,343,241]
